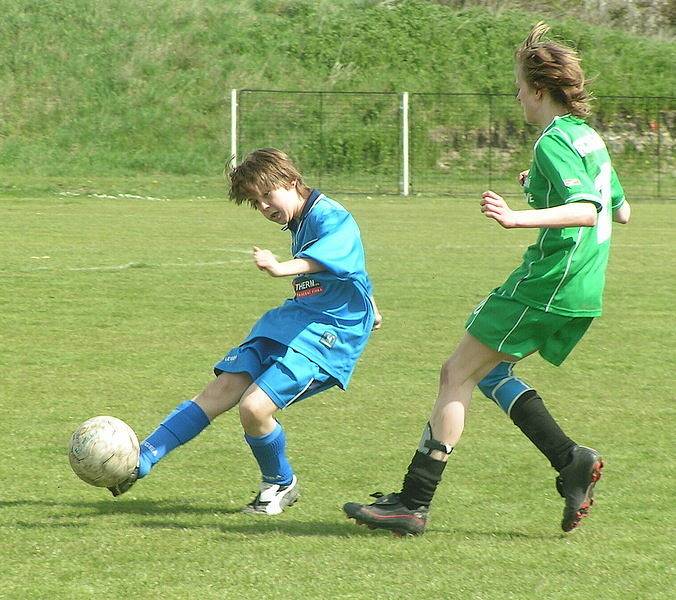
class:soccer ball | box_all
[68,416,140,488]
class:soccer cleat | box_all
[556,445,604,532]
[343,492,429,536]
[242,475,300,515]
[108,466,139,497]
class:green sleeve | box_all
[610,167,626,210]
[535,133,602,211]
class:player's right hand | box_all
[252,246,280,275]
[518,170,529,186]
[480,191,519,229]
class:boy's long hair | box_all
[517,22,592,117]
[228,148,311,207]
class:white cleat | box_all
[242,475,300,515]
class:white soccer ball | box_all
[68,416,140,488]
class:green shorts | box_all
[465,293,593,366]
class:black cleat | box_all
[557,445,603,532]
[108,466,139,497]
[343,492,428,536]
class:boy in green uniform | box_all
[343,22,631,535]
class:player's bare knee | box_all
[439,357,460,388]
[238,396,272,430]
[195,372,250,419]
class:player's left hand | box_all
[372,311,383,331]
[253,246,282,276]
[480,191,519,229]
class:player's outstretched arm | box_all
[612,201,631,224]
[480,191,597,229]
[252,246,323,277]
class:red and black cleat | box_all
[557,446,604,532]
[343,492,428,537]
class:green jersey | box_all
[497,115,625,317]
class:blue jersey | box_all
[243,190,375,388]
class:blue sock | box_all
[138,400,210,477]
[244,422,294,485]
[478,361,533,415]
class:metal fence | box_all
[231,89,675,199]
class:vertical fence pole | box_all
[656,101,661,198]
[401,92,409,196]
[488,93,493,189]
[230,89,238,167]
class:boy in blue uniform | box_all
[109,148,381,514]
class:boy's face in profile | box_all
[253,184,303,225]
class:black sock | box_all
[510,389,575,472]
[399,450,447,509]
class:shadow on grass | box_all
[0,499,557,539]
[0,498,240,517]
[138,518,378,538]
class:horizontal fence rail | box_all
[232,89,675,199]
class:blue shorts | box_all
[213,337,338,409]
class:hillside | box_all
[0,0,674,177]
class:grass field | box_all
[1,179,674,599]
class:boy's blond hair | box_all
[517,22,592,118]
[228,148,311,207]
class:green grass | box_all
[0,180,674,599]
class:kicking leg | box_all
[108,372,251,496]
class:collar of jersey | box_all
[543,113,572,134]
[283,189,322,232]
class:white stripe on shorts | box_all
[283,378,316,409]
[497,306,530,353]
[466,293,494,331]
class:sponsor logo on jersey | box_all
[320,331,337,348]
[564,178,581,187]
[293,276,323,298]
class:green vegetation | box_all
[1,189,674,598]
[0,0,673,177]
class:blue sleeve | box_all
[296,209,364,280]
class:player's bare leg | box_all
[194,371,253,420]
[344,334,511,535]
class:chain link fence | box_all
[233,89,675,199]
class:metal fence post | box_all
[488,93,493,189]
[401,91,409,196]
[656,101,662,198]
[230,89,238,167]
